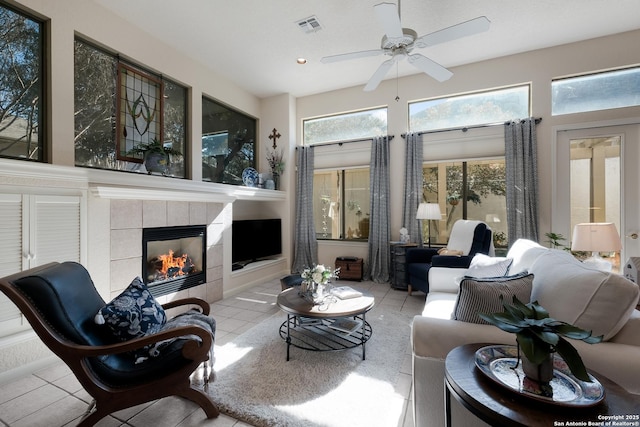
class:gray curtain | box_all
[505,118,539,243]
[291,146,317,273]
[367,136,391,282]
[402,132,424,245]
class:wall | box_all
[295,29,640,268]
[0,0,289,380]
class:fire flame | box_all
[157,250,192,278]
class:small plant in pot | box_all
[479,296,603,383]
[127,138,182,175]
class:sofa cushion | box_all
[452,273,534,324]
[530,250,640,340]
[506,238,547,274]
[465,254,513,278]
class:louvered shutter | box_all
[0,194,25,333]
[0,194,82,337]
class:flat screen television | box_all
[232,219,282,267]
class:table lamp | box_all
[571,222,621,271]
[416,203,442,247]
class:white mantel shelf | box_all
[0,159,286,202]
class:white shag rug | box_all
[208,305,413,427]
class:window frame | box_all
[0,3,46,162]
[303,107,388,146]
[408,84,531,133]
[73,37,188,178]
[313,166,370,242]
[552,65,640,116]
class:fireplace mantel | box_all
[0,159,285,203]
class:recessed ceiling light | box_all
[297,58,307,65]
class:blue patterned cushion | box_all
[96,277,166,341]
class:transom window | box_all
[409,85,530,133]
[0,4,44,161]
[303,107,387,145]
[552,66,640,115]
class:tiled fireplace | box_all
[108,198,225,304]
[142,225,207,296]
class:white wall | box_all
[296,29,640,267]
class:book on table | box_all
[331,286,363,300]
[328,317,362,336]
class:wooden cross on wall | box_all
[269,128,281,149]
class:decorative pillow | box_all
[438,248,464,256]
[452,272,534,324]
[466,254,513,278]
[95,277,166,342]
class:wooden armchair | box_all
[0,262,218,426]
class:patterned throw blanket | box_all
[139,309,216,363]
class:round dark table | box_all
[444,343,640,427]
[276,287,375,361]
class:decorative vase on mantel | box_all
[272,172,280,190]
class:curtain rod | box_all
[401,117,542,138]
[296,135,394,149]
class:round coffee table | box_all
[444,343,640,427]
[276,287,375,361]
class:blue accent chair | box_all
[406,220,493,295]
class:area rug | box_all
[208,305,414,427]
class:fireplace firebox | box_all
[142,225,206,296]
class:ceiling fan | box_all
[320,2,490,91]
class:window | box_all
[313,168,370,240]
[303,107,387,145]
[422,160,508,249]
[0,5,44,161]
[74,39,187,177]
[409,85,530,133]
[202,96,256,185]
[552,66,640,115]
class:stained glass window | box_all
[117,64,162,162]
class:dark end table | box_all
[444,343,640,427]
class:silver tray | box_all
[474,345,604,407]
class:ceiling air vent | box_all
[296,16,322,34]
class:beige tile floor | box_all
[0,278,426,427]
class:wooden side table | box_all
[444,343,640,427]
[389,242,417,290]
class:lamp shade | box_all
[416,203,442,220]
[571,223,622,252]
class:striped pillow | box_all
[452,272,534,324]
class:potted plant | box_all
[479,296,602,382]
[127,138,182,174]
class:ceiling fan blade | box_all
[320,49,383,64]
[407,54,453,82]
[415,16,490,48]
[364,58,396,92]
[374,2,404,41]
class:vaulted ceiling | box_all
[94,0,640,98]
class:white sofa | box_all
[411,238,640,427]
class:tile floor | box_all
[0,278,425,427]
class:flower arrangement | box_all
[300,264,340,303]
[266,148,285,175]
